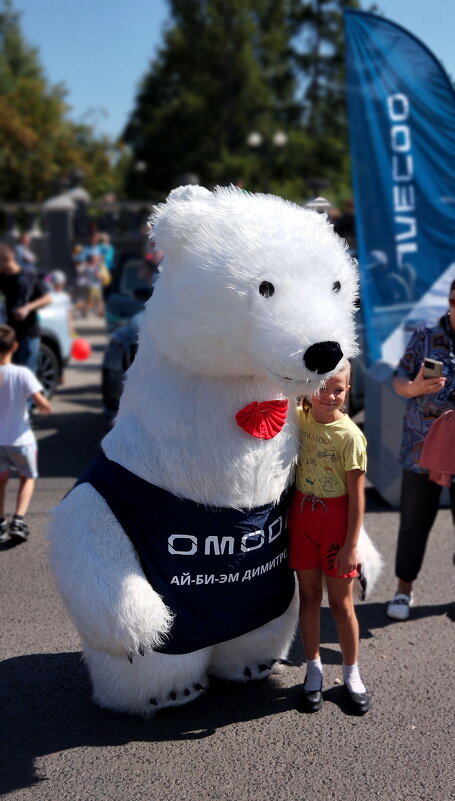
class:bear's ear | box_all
[149,185,213,256]
[167,185,211,204]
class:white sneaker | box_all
[386,592,413,621]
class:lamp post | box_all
[133,160,148,201]
[246,130,288,192]
[305,196,331,214]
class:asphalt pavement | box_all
[0,316,454,801]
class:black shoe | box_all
[9,518,30,542]
[300,676,323,713]
[344,684,371,715]
[0,521,9,543]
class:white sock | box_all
[304,657,323,691]
[343,663,366,694]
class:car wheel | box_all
[38,342,60,398]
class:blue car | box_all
[101,311,144,421]
[105,254,160,332]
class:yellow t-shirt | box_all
[295,406,367,498]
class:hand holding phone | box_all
[423,358,443,379]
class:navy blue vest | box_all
[76,451,295,654]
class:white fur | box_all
[49,186,381,717]
[356,525,384,600]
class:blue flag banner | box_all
[344,10,455,364]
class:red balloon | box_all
[71,338,92,361]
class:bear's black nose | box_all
[303,341,343,375]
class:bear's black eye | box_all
[332,281,341,293]
[259,281,275,298]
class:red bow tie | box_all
[235,400,289,439]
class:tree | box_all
[289,0,371,203]
[123,0,304,200]
[0,0,117,201]
[123,0,371,204]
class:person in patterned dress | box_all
[387,279,455,620]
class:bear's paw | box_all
[148,680,208,713]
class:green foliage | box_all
[0,0,367,205]
[123,0,299,199]
[123,0,363,204]
[0,0,42,92]
[0,0,118,201]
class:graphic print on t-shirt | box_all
[294,408,367,498]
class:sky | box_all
[14,0,455,141]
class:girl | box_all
[289,360,370,714]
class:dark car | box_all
[105,252,160,332]
[102,245,164,419]
[102,311,144,421]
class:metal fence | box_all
[0,193,155,278]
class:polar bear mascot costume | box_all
[50,185,382,717]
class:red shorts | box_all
[288,490,358,578]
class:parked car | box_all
[0,291,71,398]
[102,311,143,421]
[105,252,160,332]
[38,293,72,396]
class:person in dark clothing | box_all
[0,244,51,376]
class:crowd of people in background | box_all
[73,231,116,318]
[0,243,52,376]
[0,228,116,543]
[0,228,117,369]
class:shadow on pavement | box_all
[73,325,107,338]
[0,651,299,795]
[34,411,110,479]
[87,343,106,353]
[355,600,452,631]
[294,602,453,657]
[65,363,105,374]
[2,598,452,795]
[52,383,104,398]
[365,487,394,513]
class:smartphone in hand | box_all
[423,358,443,378]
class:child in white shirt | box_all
[0,324,51,543]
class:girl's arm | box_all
[335,468,365,576]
